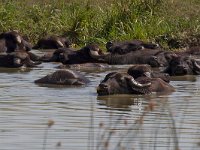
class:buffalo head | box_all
[164,55,200,76]
[97,72,151,96]
[0,30,32,53]
[127,65,170,83]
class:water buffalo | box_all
[175,46,200,57]
[0,51,41,68]
[40,47,74,62]
[92,48,176,67]
[127,65,170,83]
[0,30,32,53]
[33,36,71,49]
[106,40,159,55]
[44,44,104,64]
[34,70,90,85]
[163,55,200,76]
[97,72,174,96]
[45,43,175,67]
[186,46,200,55]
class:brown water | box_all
[0,62,200,150]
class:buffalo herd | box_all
[0,30,200,96]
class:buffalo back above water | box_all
[106,40,159,55]
[98,49,176,67]
[33,36,71,49]
[34,70,90,85]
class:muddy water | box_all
[0,62,199,150]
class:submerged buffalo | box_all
[92,48,176,67]
[175,46,200,57]
[0,30,32,53]
[106,40,159,54]
[33,36,71,49]
[97,72,175,96]
[0,52,41,68]
[163,55,200,76]
[35,70,89,85]
[41,43,175,67]
[44,44,104,64]
[185,46,200,56]
[127,65,170,83]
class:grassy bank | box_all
[0,0,199,49]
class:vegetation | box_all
[0,0,199,49]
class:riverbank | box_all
[0,0,199,49]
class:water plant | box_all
[43,119,55,150]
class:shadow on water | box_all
[170,75,197,82]
[0,67,33,74]
[97,95,136,110]
[96,91,175,110]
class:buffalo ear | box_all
[192,59,200,75]
[56,40,64,47]
[16,35,22,43]
[106,41,113,51]
[126,76,151,94]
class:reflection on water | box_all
[0,63,200,150]
[97,95,136,111]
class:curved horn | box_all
[193,60,200,74]
[16,35,22,43]
[56,40,64,47]
[13,30,19,33]
[128,77,151,88]
[89,49,100,56]
[194,60,200,68]
[89,49,105,60]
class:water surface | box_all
[0,62,199,150]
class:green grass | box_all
[0,0,199,49]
